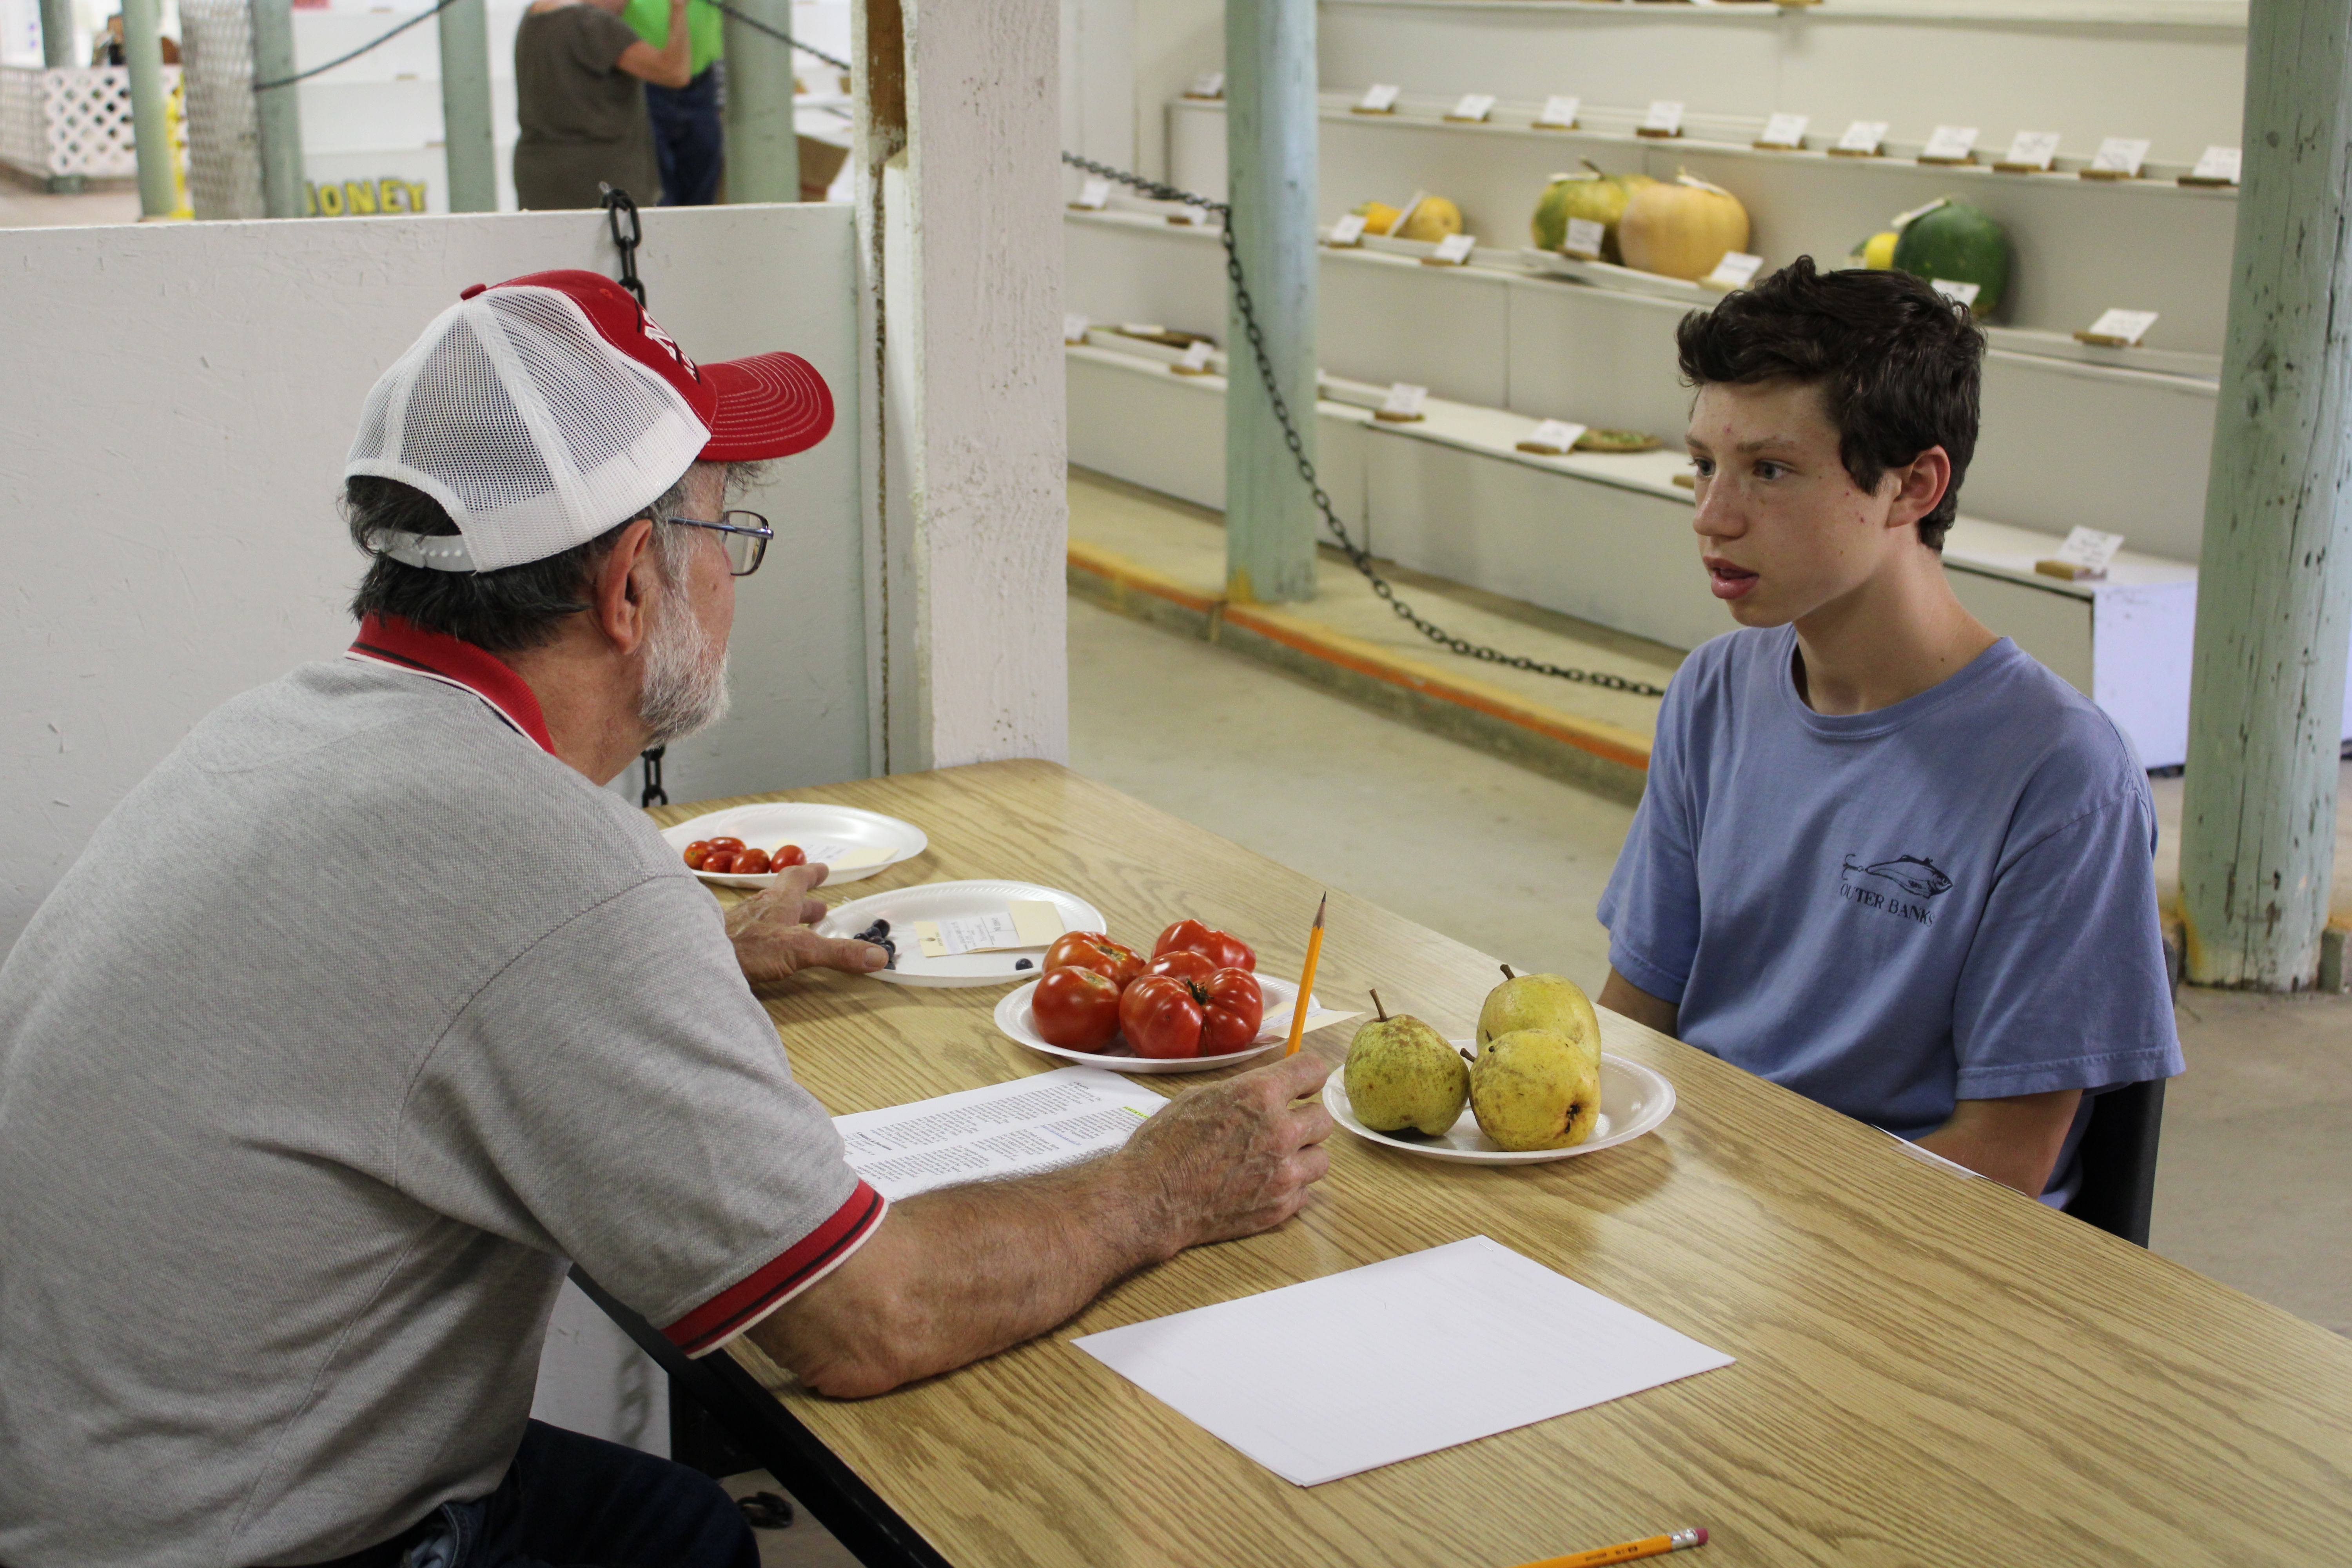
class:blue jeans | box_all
[399,1420,757,1568]
[646,66,724,206]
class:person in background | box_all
[625,0,725,205]
[512,0,689,210]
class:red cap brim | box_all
[698,352,835,462]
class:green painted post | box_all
[37,0,82,192]
[249,0,306,219]
[1221,0,1318,605]
[722,0,796,201]
[437,0,498,212]
[120,0,177,217]
[2179,0,2352,988]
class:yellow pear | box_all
[1476,965,1601,1058]
[1471,1027,1602,1151]
[1393,194,1464,243]
[1343,991,1470,1137]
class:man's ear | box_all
[1886,445,1953,536]
[587,517,660,656]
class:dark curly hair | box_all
[1675,257,1984,550]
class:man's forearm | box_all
[1916,1089,2081,1197]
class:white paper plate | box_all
[662,803,928,889]
[993,975,1319,1074]
[815,880,1109,988]
[1325,1042,1674,1163]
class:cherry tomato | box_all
[1143,949,1218,986]
[683,841,711,870]
[1032,966,1123,1051]
[708,837,746,853]
[735,848,771,875]
[771,843,808,868]
[702,849,738,874]
[1045,932,1145,991]
[1119,967,1263,1058]
[1153,918,1256,973]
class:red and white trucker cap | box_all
[345,269,834,572]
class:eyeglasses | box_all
[666,510,772,577]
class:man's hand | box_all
[1116,1050,1338,1258]
[724,862,889,983]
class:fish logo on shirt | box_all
[1837,853,1953,926]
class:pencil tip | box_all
[1313,893,1327,927]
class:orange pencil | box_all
[1282,895,1327,1056]
[1508,1527,1706,1568]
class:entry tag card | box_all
[1356,82,1401,114]
[1535,94,1580,130]
[1063,313,1089,345]
[1562,217,1606,260]
[1997,130,2062,172]
[1702,250,1764,290]
[1756,112,1809,150]
[1428,232,1477,264]
[1186,70,1224,100]
[1325,212,1367,246]
[1640,100,1684,137]
[2187,145,2241,185]
[1072,176,1110,210]
[1833,120,1887,156]
[1377,382,1429,421]
[1516,419,1587,456]
[1446,92,1496,123]
[2087,137,2150,178]
[798,840,894,871]
[2055,526,2126,573]
[1174,340,1214,373]
[1931,278,1981,307]
[2076,308,2158,347]
[1920,125,1979,163]
[913,902,1068,958]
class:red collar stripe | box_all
[346,612,556,755]
[661,1181,889,1358]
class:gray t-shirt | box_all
[0,615,883,1567]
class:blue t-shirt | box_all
[1599,626,2182,1142]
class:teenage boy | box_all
[1598,258,2181,1200]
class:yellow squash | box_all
[1617,171,1751,282]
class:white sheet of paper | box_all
[914,902,1066,958]
[1430,232,1476,263]
[1931,278,1981,307]
[793,840,892,871]
[1449,92,1495,122]
[1642,100,1684,134]
[1325,212,1367,245]
[1523,419,1586,454]
[1061,312,1089,345]
[1076,1236,1734,1487]
[1562,216,1606,259]
[2091,136,2150,176]
[1074,176,1110,209]
[2191,145,2241,183]
[2002,129,2061,169]
[1381,382,1428,418]
[2083,308,2158,345]
[1758,111,1808,147]
[1357,82,1400,113]
[835,1068,1163,1200]
[1704,250,1764,289]
[1188,70,1223,98]
[1836,119,1887,154]
[1922,124,1979,161]
[2056,526,2127,572]
[1536,93,1579,129]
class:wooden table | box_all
[654,761,2352,1568]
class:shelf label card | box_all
[2190,145,2241,183]
[1643,100,1686,135]
[2081,308,2159,345]
[1357,82,1401,113]
[2001,130,2062,170]
[1167,204,1203,225]
[1381,382,1429,419]
[1523,419,1586,453]
[1758,112,1809,148]
[1430,232,1477,264]
[1176,340,1213,372]
[1704,250,1764,289]
[1536,94,1580,128]
[1563,217,1606,259]
[1073,175,1110,209]
[1449,92,1496,122]
[1062,312,1089,344]
[2090,137,2151,176]
[1326,212,1367,245]
[1188,70,1223,98]
[1931,278,1981,307]
[1836,120,1888,154]
[1921,125,1979,161]
[1892,195,1951,229]
[2054,526,2126,573]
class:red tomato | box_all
[1032,966,1123,1051]
[1119,968,1264,1058]
[771,843,808,868]
[703,849,738,874]
[683,841,711,870]
[1143,950,1218,986]
[735,848,772,875]
[1153,918,1256,973]
[1045,932,1145,991]
[708,837,746,853]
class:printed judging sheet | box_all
[834,1067,1166,1200]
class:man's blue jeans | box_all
[397,1420,757,1568]
[647,66,724,206]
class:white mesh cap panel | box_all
[345,287,710,572]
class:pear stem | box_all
[1500,964,1516,980]
[1369,989,1387,1022]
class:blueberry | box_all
[1015,958,1034,971]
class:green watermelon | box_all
[1891,200,2010,317]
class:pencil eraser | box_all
[1694,1528,1709,1546]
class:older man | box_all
[0,272,1334,1568]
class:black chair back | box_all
[2062,1077,2167,1246]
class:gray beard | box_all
[638,590,731,747]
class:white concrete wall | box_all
[0,203,868,954]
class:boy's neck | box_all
[1789,542,1999,715]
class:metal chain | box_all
[253,0,463,91]
[1061,153,1667,698]
[601,185,669,805]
